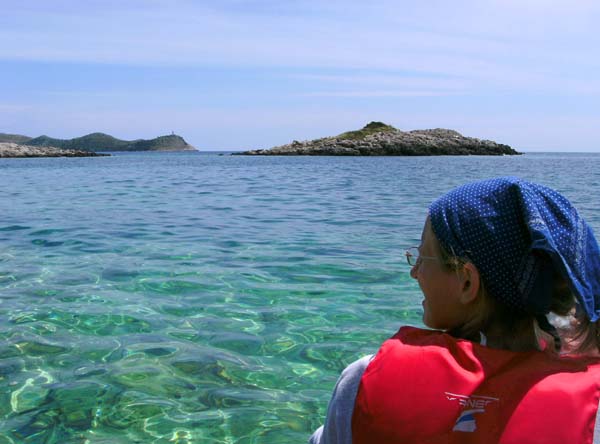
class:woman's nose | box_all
[409,263,418,279]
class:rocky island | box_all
[0,142,109,158]
[235,122,519,156]
[0,132,196,153]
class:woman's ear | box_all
[458,262,481,305]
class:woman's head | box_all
[428,177,600,320]
[419,177,600,352]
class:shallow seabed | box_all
[1,152,599,443]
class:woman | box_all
[310,177,600,444]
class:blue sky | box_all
[1,0,599,151]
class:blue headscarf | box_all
[429,177,600,322]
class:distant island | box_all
[234,122,520,156]
[0,142,109,158]
[0,132,196,152]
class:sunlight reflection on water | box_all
[1,152,600,442]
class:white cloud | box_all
[2,1,599,150]
[300,90,463,98]
[2,1,598,80]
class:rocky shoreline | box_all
[234,122,520,156]
[0,142,110,158]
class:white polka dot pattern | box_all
[429,176,600,321]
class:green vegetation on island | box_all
[0,132,196,152]
[0,133,32,144]
[336,121,397,140]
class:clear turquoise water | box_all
[2,152,600,443]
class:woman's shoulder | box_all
[309,354,374,444]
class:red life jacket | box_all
[352,327,600,444]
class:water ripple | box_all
[2,152,600,442]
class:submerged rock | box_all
[234,121,520,156]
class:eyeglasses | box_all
[405,246,439,266]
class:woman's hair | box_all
[438,242,599,355]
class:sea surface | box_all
[1,152,600,443]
